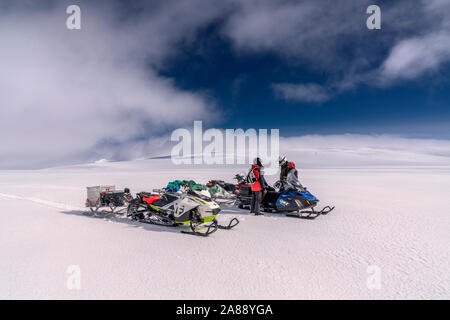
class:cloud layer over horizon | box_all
[71,133,450,170]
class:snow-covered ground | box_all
[0,159,449,299]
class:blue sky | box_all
[0,0,449,168]
[160,21,450,139]
[156,5,450,139]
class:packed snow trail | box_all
[0,193,80,211]
[0,160,449,299]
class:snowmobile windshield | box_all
[285,171,305,191]
[188,189,212,201]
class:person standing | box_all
[279,155,289,189]
[249,157,265,215]
[285,161,305,191]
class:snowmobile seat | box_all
[263,191,281,204]
[151,193,179,207]
[142,195,161,205]
[238,185,252,196]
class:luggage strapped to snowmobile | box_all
[85,185,131,216]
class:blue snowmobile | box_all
[261,182,334,219]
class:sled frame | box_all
[286,205,335,219]
[88,204,127,216]
[181,219,218,237]
[216,217,240,230]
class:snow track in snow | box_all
[0,192,81,211]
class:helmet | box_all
[279,155,287,167]
[288,161,295,169]
[253,157,263,167]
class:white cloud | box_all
[369,0,450,85]
[379,32,450,82]
[0,2,224,168]
[222,0,450,101]
[223,0,371,67]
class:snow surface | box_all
[0,159,449,299]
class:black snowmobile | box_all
[127,190,239,236]
[234,173,253,209]
[207,179,236,193]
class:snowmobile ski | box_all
[216,217,240,230]
[286,205,335,219]
[181,219,218,237]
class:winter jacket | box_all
[250,164,265,192]
[280,163,289,182]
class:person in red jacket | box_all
[249,157,266,215]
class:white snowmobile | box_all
[127,188,238,236]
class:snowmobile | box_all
[165,179,236,206]
[234,173,253,209]
[207,180,236,193]
[127,188,239,236]
[205,180,236,206]
[234,173,334,218]
[262,181,334,219]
